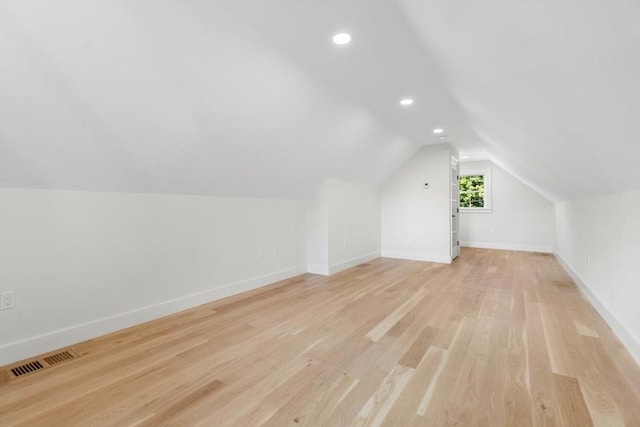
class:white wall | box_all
[306,182,329,275]
[327,179,380,274]
[554,190,640,363]
[460,160,554,252]
[381,144,452,263]
[306,179,380,275]
[0,188,306,365]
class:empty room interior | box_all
[1,0,639,426]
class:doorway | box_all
[451,157,460,260]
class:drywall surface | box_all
[0,1,429,199]
[306,179,380,275]
[554,190,640,363]
[459,160,554,252]
[327,179,380,274]
[306,182,329,275]
[401,1,640,201]
[0,188,305,365]
[381,144,451,263]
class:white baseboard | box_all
[307,264,329,276]
[328,252,380,275]
[461,241,553,253]
[381,250,451,264]
[307,252,381,276]
[0,266,306,366]
[555,253,640,365]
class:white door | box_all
[451,159,460,260]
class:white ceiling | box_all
[400,0,640,200]
[1,0,638,200]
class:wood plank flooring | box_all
[1,248,639,426]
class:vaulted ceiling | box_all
[400,0,640,200]
[1,1,638,200]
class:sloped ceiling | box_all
[400,0,640,200]
[1,1,638,201]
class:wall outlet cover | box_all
[1,290,15,310]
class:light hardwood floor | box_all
[1,248,639,426]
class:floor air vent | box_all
[7,348,80,379]
[10,361,44,377]
[44,350,78,365]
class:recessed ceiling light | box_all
[400,98,414,106]
[332,33,351,45]
[461,155,469,159]
[433,128,444,134]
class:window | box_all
[460,175,485,207]
[459,168,492,212]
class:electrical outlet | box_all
[0,290,15,310]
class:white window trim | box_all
[459,167,492,213]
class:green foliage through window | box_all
[460,175,485,208]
